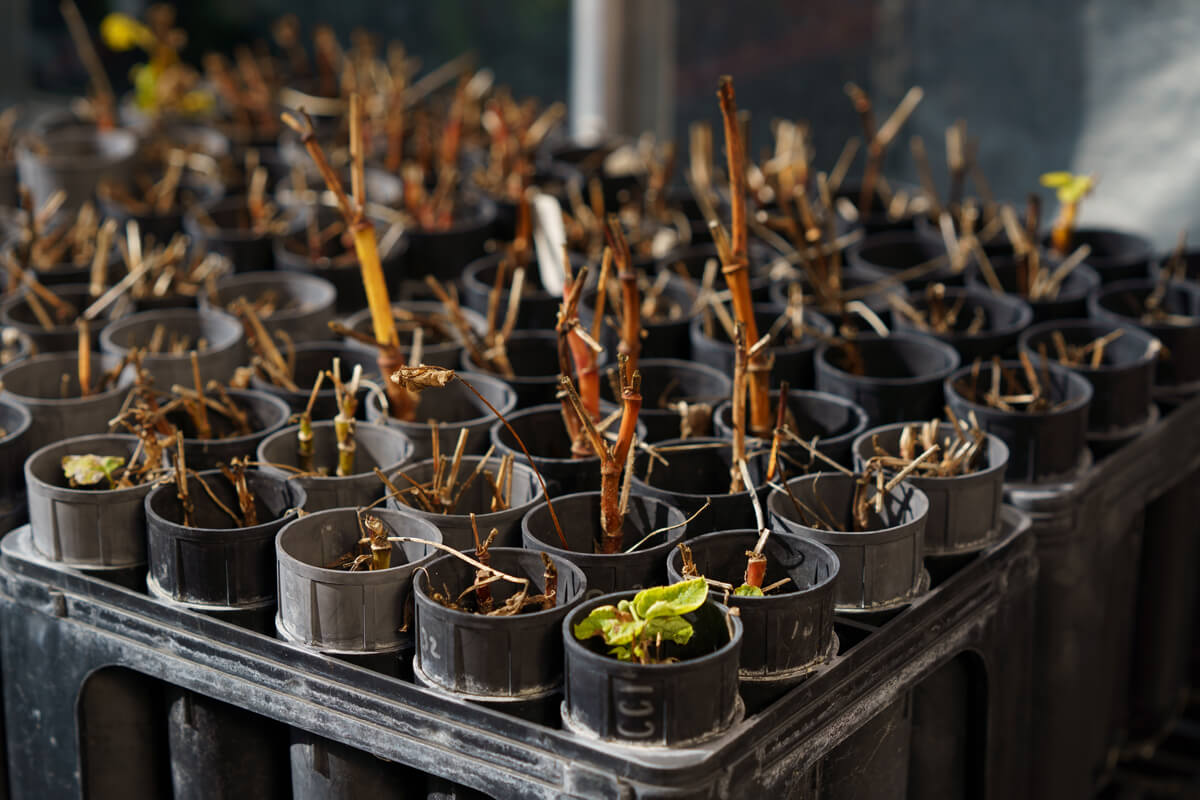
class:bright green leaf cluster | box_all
[62,455,125,489]
[733,584,764,597]
[573,578,708,663]
[1039,171,1095,205]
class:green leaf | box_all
[644,615,695,646]
[573,605,618,641]
[62,455,125,488]
[573,605,642,646]
[734,584,765,597]
[631,578,708,620]
[608,645,633,661]
[1039,171,1074,188]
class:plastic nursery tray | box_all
[0,506,1033,799]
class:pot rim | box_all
[768,471,930,541]
[944,359,1093,419]
[25,433,156,499]
[0,351,132,405]
[275,506,443,578]
[630,436,764,501]
[520,490,687,559]
[415,546,587,622]
[257,420,412,484]
[371,369,517,431]
[145,468,304,540]
[714,388,869,449]
[389,454,544,524]
[815,332,962,387]
[208,271,336,324]
[1019,319,1160,376]
[664,528,841,602]
[176,388,291,450]
[893,286,1035,342]
[99,307,244,361]
[851,421,1010,483]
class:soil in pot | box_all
[522,491,686,596]
[205,271,337,345]
[387,453,543,549]
[1089,278,1200,395]
[0,350,133,453]
[272,204,406,312]
[847,231,958,289]
[890,284,1035,363]
[767,471,929,611]
[563,584,743,745]
[690,304,834,390]
[16,127,139,210]
[665,529,839,710]
[852,420,1008,556]
[26,433,165,567]
[248,341,378,420]
[0,283,123,353]
[184,195,302,272]
[1043,227,1153,284]
[815,332,961,425]
[967,255,1101,324]
[714,388,870,469]
[1019,319,1160,438]
[163,388,290,471]
[598,358,731,442]
[414,547,586,724]
[366,370,516,462]
[256,421,412,511]
[100,307,246,389]
[944,358,1092,483]
[145,467,304,613]
[631,437,768,535]
[343,300,485,370]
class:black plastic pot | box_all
[0,351,132,453]
[145,469,304,612]
[543,137,641,211]
[521,491,686,596]
[387,454,543,550]
[765,263,901,326]
[460,329,580,408]
[657,240,782,304]
[184,195,302,272]
[0,283,123,353]
[248,341,377,420]
[891,286,1035,362]
[414,548,586,721]
[165,388,291,471]
[714,388,870,469]
[488,162,583,240]
[847,231,958,289]
[966,256,1101,324]
[100,307,246,389]
[257,421,412,512]
[25,433,153,567]
[598,358,731,443]
[852,422,1009,556]
[402,195,497,282]
[562,591,743,746]
[580,277,696,362]
[768,472,929,611]
[1043,227,1154,284]
[343,300,485,370]
[276,507,442,653]
[835,182,917,234]
[459,251,589,331]
[15,127,139,210]
[690,304,833,390]
[204,271,337,344]
[0,397,32,530]
[272,206,407,313]
[815,333,961,425]
[665,529,839,709]
[1089,279,1200,396]
[631,437,767,535]
[944,360,1092,483]
[365,370,516,463]
[1019,319,1159,437]
[97,172,223,245]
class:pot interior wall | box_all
[421,549,583,611]
[282,512,430,569]
[152,474,291,529]
[391,458,539,515]
[827,339,953,379]
[780,475,923,531]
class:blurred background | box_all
[3,0,1198,248]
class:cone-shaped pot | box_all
[522,492,686,596]
[1019,319,1159,437]
[26,433,155,567]
[768,472,929,610]
[815,333,961,425]
[847,231,958,289]
[276,508,442,652]
[203,271,336,344]
[599,358,731,443]
[183,195,303,272]
[414,548,586,721]
[344,300,485,369]
[1043,227,1153,284]
[714,389,870,470]
[0,351,133,453]
[631,437,768,535]
[257,421,412,511]
[0,284,123,353]
[366,370,516,462]
[967,256,1100,324]
[459,251,589,331]
[1089,279,1200,397]
[387,454,543,550]
[401,195,497,281]
[100,308,245,389]
[249,341,378,420]
[690,305,834,390]
[944,360,1092,483]
[563,591,743,746]
[852,422,1008,555]
[460,329,585,408]
[166,388,291,471]
[145,469,305,609]
[891,286,1034,362]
